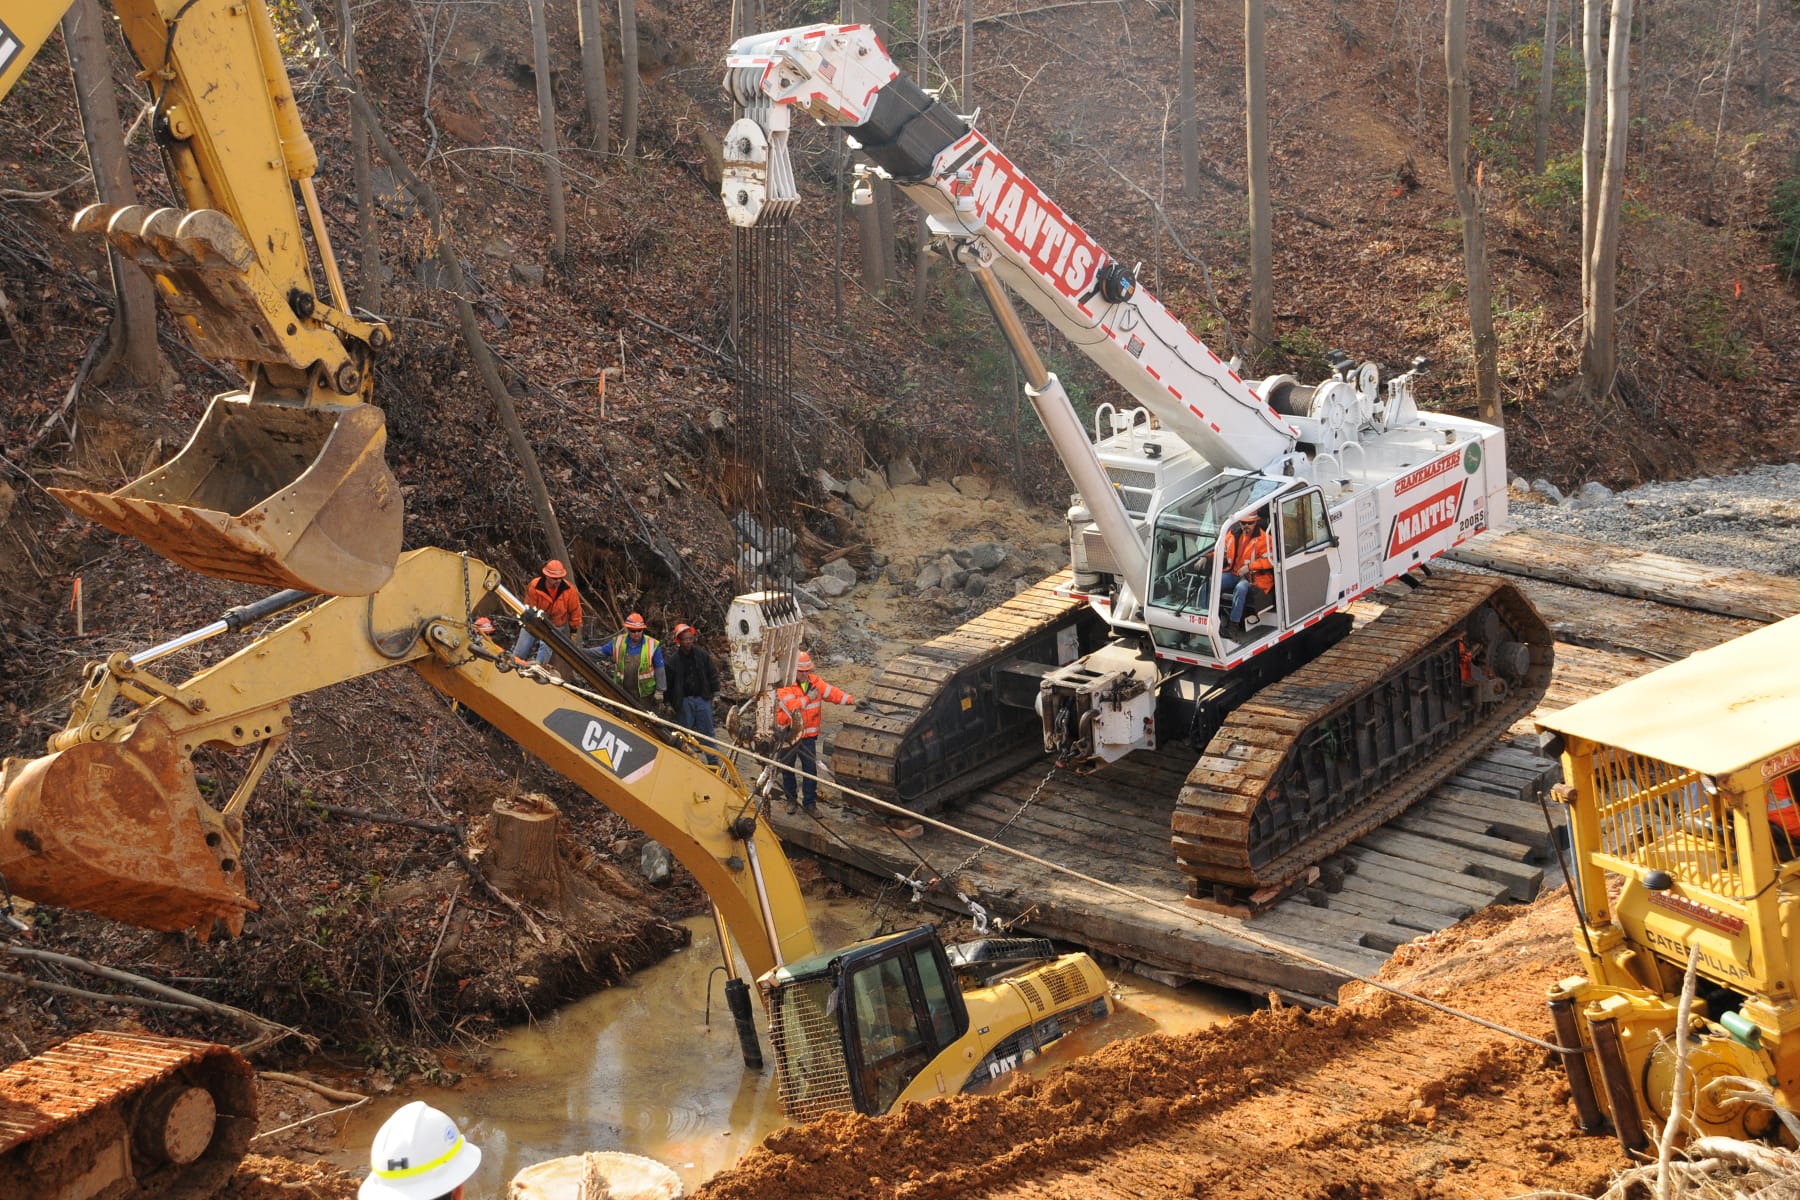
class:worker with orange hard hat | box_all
[596,610,666,705]
[774,650,855,815]
[512,559,583,665]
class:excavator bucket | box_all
[49,395,402,596]
[0,717,255,936]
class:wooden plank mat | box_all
[1446,528,1800,622]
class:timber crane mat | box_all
[834,572,1551,914]
[0,1032,255,1200]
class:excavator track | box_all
[0,1031,255,1200]
[1172,574,1553,906]
[832,571,1108,812]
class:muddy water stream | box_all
[330,897,1248,1194]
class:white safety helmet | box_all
[359,1101,482,1200]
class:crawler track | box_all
[832,571,1107,813]
[834,572,1551,909]
[0,1032,256,1200]
[1172,575,1553,901]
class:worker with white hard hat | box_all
[359,1101,482,1200]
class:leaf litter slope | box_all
[694,890,1622,1200]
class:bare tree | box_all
[1579,0,1602,309]
[1180,0,1198,196]
[577,0,610,151]
[851,0,894,295]
[962,0,973,102]
[62,0,161,388]
[1582,0,1634,400]
[618,0,640,155]
[1446,0,1500,424]
[1532,0,1559,173]
[337,0,382,310]
[911,0,932,321]
[1245,0,1273,354]
[1753,0,1770,104]
[526,0,567,261]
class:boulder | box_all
[821,558,858,586]
[510,260,546,287]
[886,456,922,487]
[482,237,516,259]
[963,572,988,598]
[952,474,992,500]
[845,478,877,510]
[943,568,971,591]
[1530,478,1565,503]
[733,511,765,549]
[967,541,1009,572]
[885,563,906,585]
[1577,481,1615,504]
[707,409,729,433]
[792,584,829,612]
[810,574,853,598]
[639,840,674,886]
[1509,475,1531,495]
[858,469,891,498]
[949,549,973,569]
[914,562,943,592]
[816,468,848,495]
[766,526,795,555]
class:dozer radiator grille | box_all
[1585,748,1742,896]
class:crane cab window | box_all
[1279,491,1333,554]
[1148,475,1286,617]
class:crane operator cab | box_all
[1145,473,1339,663]
[761,927,1110,1121]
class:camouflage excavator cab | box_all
[50,395,401,597]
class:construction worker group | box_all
[507,559,852,803]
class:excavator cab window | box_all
[838,929,969,1113]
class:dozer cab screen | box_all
[766,928,969,1120]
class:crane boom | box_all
[723,23,1298,474]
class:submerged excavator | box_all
[719,24,1554,910]
[0,4,1110,1194]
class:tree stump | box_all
[483,794,564,907]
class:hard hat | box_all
[796,651,814,673]
[473,617,495,634]
[624,612,647,632]
[359,1101,482,1200]
[541,559,567,580]
[672,622,695,641]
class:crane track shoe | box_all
[0,1032,256,1200]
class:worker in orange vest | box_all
[774,651,855,815]
[512,559,583,664]
[1770,774,1800,858]
[1219,510,1275,637]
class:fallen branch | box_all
[17,330,108,460]
[1,943,314,1052]
[249,1096,369,1143]
[454,854,547,944]
[419,881,466,999]
[0,969,199,1014]
[307,801,460,837]
[261,1070,368,1104]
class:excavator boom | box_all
[4,0,400,595]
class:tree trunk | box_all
[297,0,571,570]
[483,795,564,906]
[1579,0,1602,315]
[337,0,381,310]
[1446,0,1501,425]
[1753,0,1769,104]
[1245,0,1274,355]
[1180,0,1199,197]
[1583,0,1634,401]
[62,0,161,389]
[911,0,932,321]
[577,0,610,151]
[833,129,846,323]
[962,0,973,103]
[1532,0,1559,174]
[527,0,567,261]
[618,0,640,155]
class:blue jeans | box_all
[511,629,553,664]
[1220,573,1266,623]
[780,737,819,810]
[679,696,720,765]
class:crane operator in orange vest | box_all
[1219,509,1275,638]
[774,651,855,815]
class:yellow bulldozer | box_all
[1540,613,1800,1154]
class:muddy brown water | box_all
[329,898,1248,1194]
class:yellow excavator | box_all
[3,0,399,596]
[0,6,1111,1194]
[1540,614,1800,1155]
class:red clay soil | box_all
[691,889,1624,1200]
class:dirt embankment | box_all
[693,891,1620,1200]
